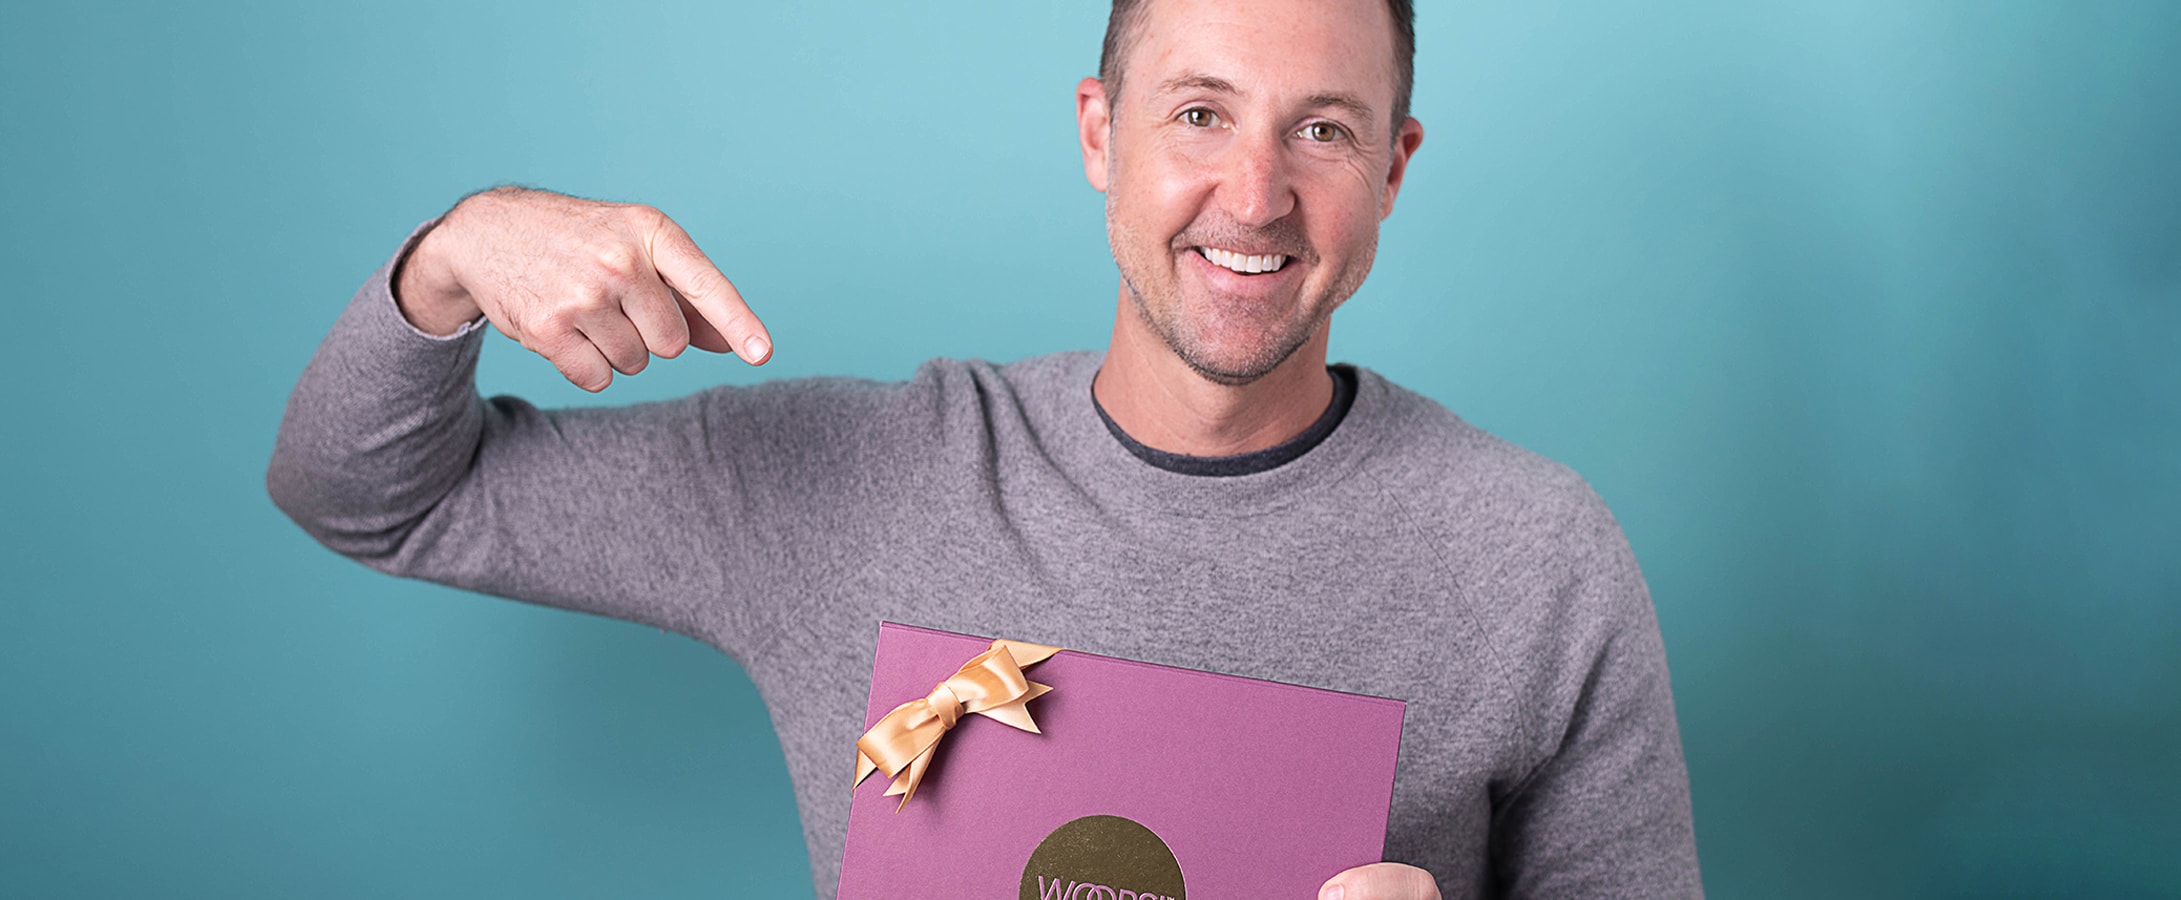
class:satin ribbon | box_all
[853,637,1062,809]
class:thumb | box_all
[1320,862,1441,900]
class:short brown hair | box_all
[1098,0,1417,132]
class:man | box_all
[268,0,1702,896]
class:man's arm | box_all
[1487,493,1703,898]
[1319,482,1698,900]
[266,189,774,636]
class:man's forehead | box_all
[1126,0,1399,110]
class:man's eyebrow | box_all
[1155,73,1238,96]
[1304,92,1378,127]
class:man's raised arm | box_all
[265,187,776,635]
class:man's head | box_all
[1078,0,1425,386]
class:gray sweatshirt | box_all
[267,231,1701,898]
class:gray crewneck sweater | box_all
[268,231,1701,898]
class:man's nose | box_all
[1216,131,1297,228]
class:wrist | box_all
[392,219,481,336]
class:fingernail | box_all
[743,335,769,362]
[1320,885,1343,900]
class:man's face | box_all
[1080,0,1423,385]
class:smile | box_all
[1196,246,1289,275]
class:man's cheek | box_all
[1142,156,1217,216]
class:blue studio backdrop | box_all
[3,2,2176,897]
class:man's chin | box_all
[1121,275,1322,386]
[1178,358,1273,387]
[1166,332,1316,387]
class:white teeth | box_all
[1198,247,1288,274]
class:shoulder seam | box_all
[1359,467,1532,767]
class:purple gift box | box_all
[837,623,1406,899]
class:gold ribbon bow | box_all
[853,638,1062,809]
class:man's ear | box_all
[1076,76,1112,193]
[1379,116,1426,219]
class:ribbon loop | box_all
[853,637,1061,809]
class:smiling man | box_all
[1089,0,1420,462]
[269,0,1700,897]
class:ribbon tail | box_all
[974,681,1053,733]
[883,745,938,810]
[993,639,1061,668]
[854,748,879,790]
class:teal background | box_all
[3,1,2176,896]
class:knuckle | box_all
[569,278,614,312]
[654,332,689,359]
[591,242,642,282]
[622,203,670,232]
[531,329,576,357]
[557,357,610,392]
[537,305,580,333]
[683,269,726,301]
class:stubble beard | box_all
[1106,194,1376,387]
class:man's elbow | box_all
[264,455,416,566]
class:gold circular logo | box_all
[1019,814,1186,900]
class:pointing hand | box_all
[394,186,772,391]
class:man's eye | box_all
[1180,108,1219,128]
[1300,122,1346,143]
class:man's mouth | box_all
[1195,246,1290,275]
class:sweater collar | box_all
[1015,351,1390,519]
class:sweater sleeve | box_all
[265,223,749,640]
[1488,489,1704,898]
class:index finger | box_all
[638,209,772,365]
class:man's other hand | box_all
[1320,862,1441,900]
[393,186,772,391]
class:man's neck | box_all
[1092,288,1336,458]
